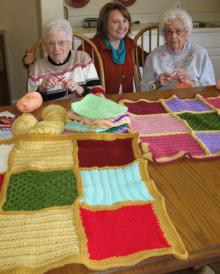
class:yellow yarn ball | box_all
[42,105,67,122]
[12,113,38,136]
[12,105,67,137]
[28,120,64,135]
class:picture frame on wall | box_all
[114,0,136,7]
[65,0,90,8]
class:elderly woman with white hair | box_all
[28,18,104,100]
[140,8,216,91]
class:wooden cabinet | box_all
[0,31,10,106]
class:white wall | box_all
[40,0,64,27]
[66,0,220,27]
[0,0,40,103]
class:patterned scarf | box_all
[103,38,126,64]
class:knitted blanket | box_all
[120,94,220,163]
[0,133,187,274]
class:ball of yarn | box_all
[12,104,67,136]
[16,91,43,113]
[42,105,67,122]
[12,113,38,136]
[28,120,64,135]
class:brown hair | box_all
[97,2,132,38]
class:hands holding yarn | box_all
[39,76,83,96]
[158,69,193,88]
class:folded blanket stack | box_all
[65,94,130,133]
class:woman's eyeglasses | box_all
[164,29,186,36]
[46,40,69,48]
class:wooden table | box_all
[2,86,220,274]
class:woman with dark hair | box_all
[87,2,138,94]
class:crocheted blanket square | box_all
[0,207,80,273]
[0,174,4,191]
[141,134,205,163]
[10,139,74,172]
[122,100,166,114]
[80,204,170,260]
[178,112,220,130]
[119,95,220,163]
[80,161,154,206]
[0,133,188,273]
[204,97,220,109]
[162,97,213,113]
[2,170,77,211]
[129,113,188,135]
[195,132,220,154]
[77,137,136,167]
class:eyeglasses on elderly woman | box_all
[164,28,186,36]
[45,40,69,48]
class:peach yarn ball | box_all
[16,91,43,113]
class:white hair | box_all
[43,18,73,43]
[159,7,193,35]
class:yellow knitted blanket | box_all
[0,133,187,274]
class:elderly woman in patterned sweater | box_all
[28,18,104,101]
[140,7,216,91]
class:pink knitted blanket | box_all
[120,94,220,163]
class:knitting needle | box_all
[54,75,66,84]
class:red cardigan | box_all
[83,34,136,95]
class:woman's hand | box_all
[158,73,173,85]
[63,79,84,96]
[40,76,59,92]
[158,70,194,87]
[23,51,35,66]
[174,69,194,86]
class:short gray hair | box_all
[43,18,73,43]
[159,7,193,35]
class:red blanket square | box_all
[124,101,166,115]
[77,138,135,167]
[204,97,220,109]
[80,204,170,260]
[0,174,4,191]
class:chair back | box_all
[28,32,105,89]
[72,32,105,89]
[133,25,160,91]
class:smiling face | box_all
[164,19,189,52]
[45,31,72,64]
[106,9,129,42]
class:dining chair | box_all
[133,24,160,91]
[27,32,105,89]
